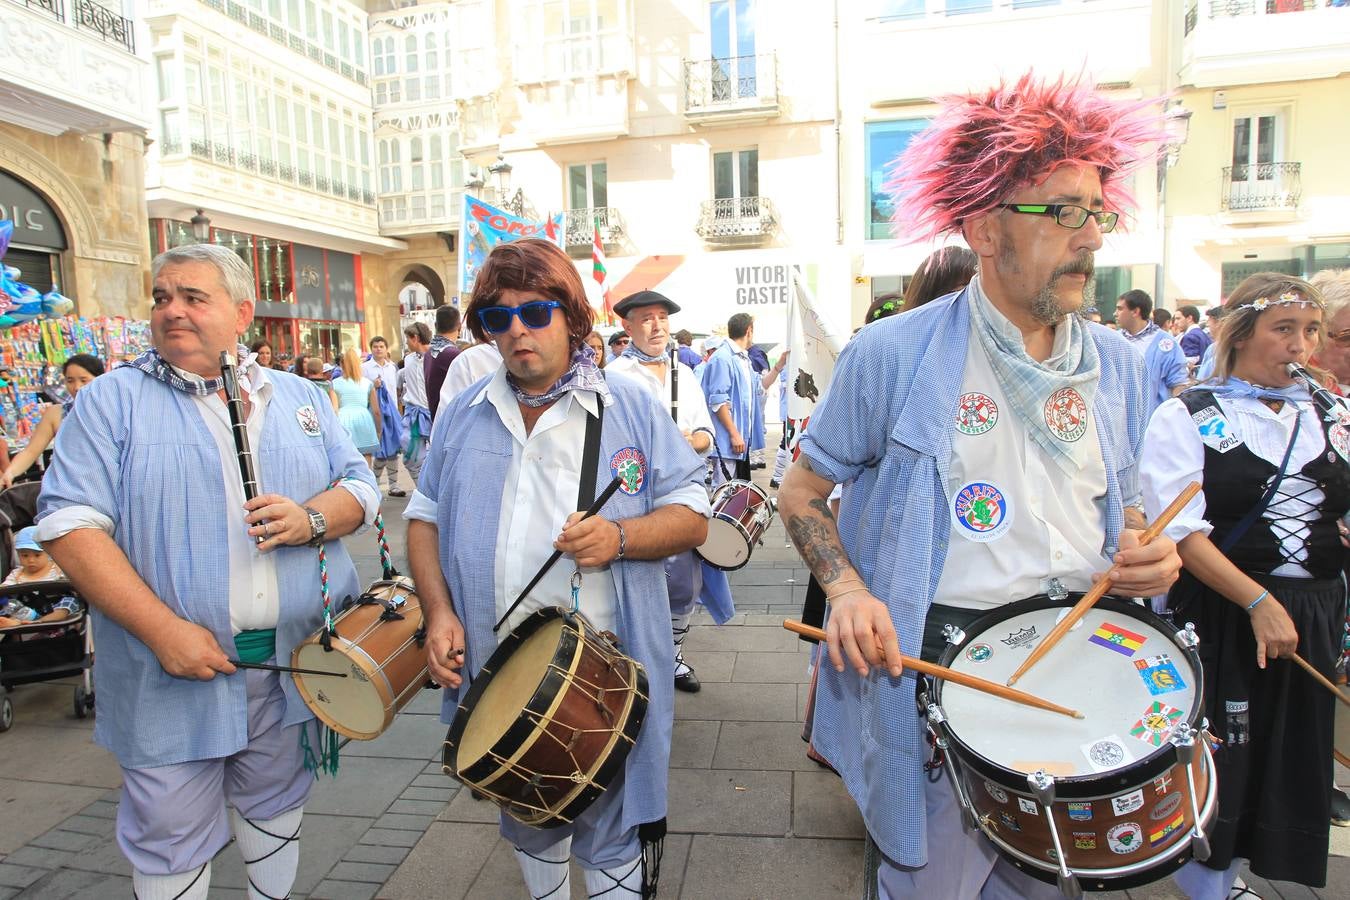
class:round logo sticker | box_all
[955,392,999,436]
[609,447,647,496]
[295,404,321,437]
[951,482,1013,543]
[965,643,993,664]
[1150,792,1183,821]
[1107,822,1143,855]
[1159,337,1175,353]
[1088,740,1125,769]
[984,781,1008,804]
[1044,388,1089,443]
[1330,423,1350,463]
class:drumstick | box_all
[782,620,1083,719]
[229,660,349,678]
[1289,652,1350,708]
[492,476,623,633]
[1006,481,1202,687]
[1336,748,1350,769]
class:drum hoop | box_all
[929,594,1206,800]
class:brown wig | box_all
[1210,272,1325,383]
[902,246,977,310]
[465,239,594,349]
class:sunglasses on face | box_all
[996,203,1120,233]
[477,300,562,334]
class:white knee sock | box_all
[515,838,571,900]
[583,857,643,897]
[133,863,210,900]
[230,806,302,900]
[672,612,693,675]
[772,445,790,482]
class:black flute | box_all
[669,342,680,425]
[1287,362,1350,424]
[220,350,265,544]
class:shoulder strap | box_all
[1179,388,1218,417]
[576,399,605,511]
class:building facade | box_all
[0,0,152,318]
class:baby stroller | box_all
[0,481,94,731]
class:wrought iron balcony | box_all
[73,0,135,53]
[22,0,64,23]
[563,208,626,256]
[695,197,778,245]
[1221,162,1302,212]
[1207,0,1317,17]
[684,53,779,121]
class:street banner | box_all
[784,266,847,459]
[459,195,565,299]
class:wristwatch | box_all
[303,506,327,547]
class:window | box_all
[156,56,175,103]
[1228,108,1293,210]
[870,0,924,19]
[710,0,756,100]
[865,119,928,240]
[405,36,419,72]
[946,0,992,13]
[410,137,424,191]
[567,161,607,209]
[430,134,444,189]
[713,149,757,199]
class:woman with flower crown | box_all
[1141,272,1346,898]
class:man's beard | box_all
[1030,255,1096,327]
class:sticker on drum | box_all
[1111,789,1145,816]
[1149,812,1186,847]
[997,812,1021,832]
[1134,654,1188,696]
[965,642,993,663]
[1081,735,1134,773]
[1106,822,1143,855]
[1067,802,1092,821]
[1130,701,1184,747]
[1016,797,1038,816]
[1087,620,1147,657]
[984,781,1008,804]
[1072,832,1097,850]
[1150,792,1183,821]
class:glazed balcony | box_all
[684,53,779,124]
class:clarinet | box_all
[220,351,265,545]
[1286,363,1350,424]
[669,342,680,424]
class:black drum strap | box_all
[577,402,604,509]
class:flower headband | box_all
[1233,290,1323,314]
[870,300,900,321]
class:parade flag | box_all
[592,220,614,325]
[784,267,847,459]
[1088,621,1147,657]
[459,195,565,300]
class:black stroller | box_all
[0,482,94,731]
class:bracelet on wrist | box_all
[826,587,870,604]
[1246,589,1269,612]
[614,521,627,560]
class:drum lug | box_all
[940,623,965,646]
[1027,770,1078,897]
[1176,622,1199,649]
[1170,722,1212,862]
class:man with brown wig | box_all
[405,238,710,898]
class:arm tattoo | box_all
[786,498,852,585]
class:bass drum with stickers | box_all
[920,593,1217,894]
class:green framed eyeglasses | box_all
[996,204,1119,233]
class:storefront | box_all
[151,219,366,364]
[1,170,67,296]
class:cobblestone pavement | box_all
[0,458,1345,898]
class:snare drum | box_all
[925,594,1217,894]
[292,577,431,741]
[443,607,648,827]
[695,479,776,570]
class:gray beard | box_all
[1030,269,1096,327]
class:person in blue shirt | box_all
[1114,288,1190,418]
[698,313,764,485]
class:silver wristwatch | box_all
[303,506,327,547]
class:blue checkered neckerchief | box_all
[1120,321,1158,345]
[966,275,1100,472]
[125,343,254,396]
[507,344,612,409]
[620,342,669,364]
[428,335,454,358]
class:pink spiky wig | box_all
[885,73,1167,242]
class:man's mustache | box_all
[1054,255,1095,279]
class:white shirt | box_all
[406,368,709,638]
[1142,393,1327,578]
[400,350,428,409]
[439,342,503,410]
[605,355,716,458]
[362,357,400,406]
[933,315,1111,610]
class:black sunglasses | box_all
[477,300,562,335]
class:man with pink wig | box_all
[779,74,1185,897]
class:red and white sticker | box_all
[1044,388,1089,442]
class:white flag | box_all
[784,267,847,459]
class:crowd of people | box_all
[0,71,1345,900]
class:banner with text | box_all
[459,195,565,299]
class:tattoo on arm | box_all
[785,498,852,585]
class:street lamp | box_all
[190,208,212,243]
[487,154,526,216]
[1155,102,1193,305]
[463,171,485,194]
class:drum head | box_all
[935,595,1202,785]
[294,641,387,737]
[458,617,567,766]
[696,517,753,569]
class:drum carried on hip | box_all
[442,607,648,827]
[695,479,776,571]
[292,577,431,741]
[923,594,1217,895]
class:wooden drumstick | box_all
[1335,748,1350,769]
[1289,652,1350,708]
[1006,481,1202,687]
[782,620,1083,719]
[229,659,349,678]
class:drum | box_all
[925,594,1217,894]
[695,479,776,570]
[442,607,648,827]
[292,577,431,741]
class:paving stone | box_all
[410,772,455,790]
[0,887,14,900]
[357,828,422,849]
[674,682,799,722]
[680,834,863,899]
[732,649,813,684]
[324,861,396,883]
[306,755,424,817]
[682,624,800,653]
[340,713,445,761]
[1,845,70,870]
[721,584,798,605]
[0,724,121,790]
[341,843,410,866]
[309,879,378,900]
[728,568,803,587]
[28,831,95,854]
[373,813,435,832]
[677,649,735,683]
[669,720,720,769]
[79,800,118,820]
[0,780,107,854]
[399,786,456,803]
[380,822,499,900]
[402,685,446,715]
[713,721,816,771]
[386,799,447,817]
[211,813,373,894]
[665,769,792,836]
[792,770,866,839]
[438,787,501,824]
[54,817,114,839]
[11,867,132,898]
[0,865,44,889]
[35,829,128,878]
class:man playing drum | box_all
[606,290,715,694]
[34,243,379,900]
[777,74,1183,898]
[405,238,710,898]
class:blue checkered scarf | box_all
[621,342,670,364]
[507,344,612,408]
[966,276,1100,472]
[427,335,454,358]
[126,343,254,396]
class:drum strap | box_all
[577,403,605,509]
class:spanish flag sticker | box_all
[1088,621,1147,657]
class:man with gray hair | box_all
[34,242,380,900]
